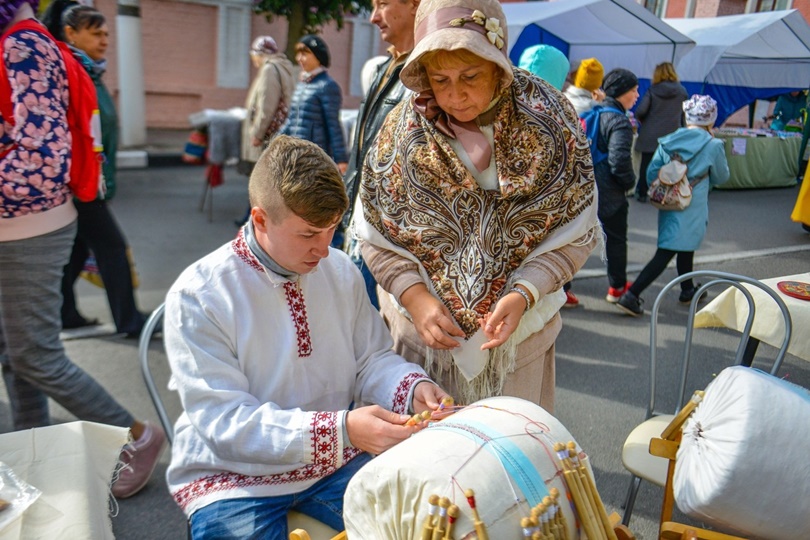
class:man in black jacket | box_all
[595,68,639,304]
[340,0,420,307]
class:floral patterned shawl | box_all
[359,68,596,338]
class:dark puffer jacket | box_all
[281,71,347,164]
[594,96,636,218]
[634,80,688,154]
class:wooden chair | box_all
[138,303,341,539]
[620,271,792,526]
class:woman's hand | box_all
[251,136,263,147]
[411,381,452,414]
[345,405,422,454]
[479,289,531,350]
[400,284,464,349]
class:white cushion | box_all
[621,414,674,485]
[674,366,810,540]
[343,396,586,540]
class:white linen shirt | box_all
[165,231,429,517]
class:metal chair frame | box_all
[621,270,793,526]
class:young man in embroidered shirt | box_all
[164,135,449,540]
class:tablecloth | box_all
[0,422,129,540]
[715,134,800,189]
[694,272,810,362]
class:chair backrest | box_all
[138,302,174,445]
[646,270,792,420]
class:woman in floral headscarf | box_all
[355,0,600,410]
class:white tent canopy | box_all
[504,0,695,79]
[665,10,810,89]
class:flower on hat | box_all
[448,10,504,50]
[485,18,504,49]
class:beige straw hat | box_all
[400,0,514,93]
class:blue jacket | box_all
[280,71,347,164]
[647,127,730,251]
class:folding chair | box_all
[137,303,340,539]
[620,270,792,526]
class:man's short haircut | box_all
[249,135,349,227]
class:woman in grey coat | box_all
[634,62,688,202]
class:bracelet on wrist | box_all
[509,286,533,312]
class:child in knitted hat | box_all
[616,94,729,316]
[564,57,605,115]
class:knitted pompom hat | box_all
[573,58,604,92]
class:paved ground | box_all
[1,162,808,540]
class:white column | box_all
[116,0,146,147]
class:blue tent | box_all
[666,10,810,125]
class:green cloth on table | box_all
[715,135,799,189]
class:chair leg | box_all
[621,475,642,526]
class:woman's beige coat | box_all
[240,54,296,163]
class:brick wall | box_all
[95,0,366,129]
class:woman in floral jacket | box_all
[356,0,599,411]
[0,0,163,498]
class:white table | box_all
[0,422,128,540]
[695,272,810,362]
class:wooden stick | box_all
[549,487,570,540]
[568,446,609,540]
[555,443,601,540]
[420,494,439,540]
[444,504,459,540]
[464,489,489,540]
[431,497,450,540]
[573,448,619,540]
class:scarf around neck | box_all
[358,69,597,337]
[245,220,297,279]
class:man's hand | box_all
[411,381,451,414]
[400,285,464,349]
[338,162,348,175]
[479,290,528,350]
[345,405,423,455]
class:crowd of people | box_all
[0,0,768,538]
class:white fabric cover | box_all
[674,366,810,539]
[344,396,585,540]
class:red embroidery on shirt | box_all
[309,411,338,467]
[284,281,312,357]
[231,229,265,274]
[392,373,429,415]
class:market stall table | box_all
[695,272,810,363]
[714,128,801,189]
[0,421,128,540]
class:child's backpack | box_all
[648,151,708,211]
[0,20,102,202]
[579,105,624,165]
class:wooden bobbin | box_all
[464,489,489,540]
[431,497,450,540]
[420,494,440,540]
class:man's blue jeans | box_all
[189,453,372,540]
